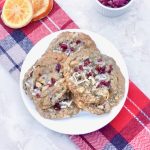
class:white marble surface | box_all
[0,0,150,149]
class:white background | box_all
[0,0,150,149]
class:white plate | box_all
[20,29,129,135]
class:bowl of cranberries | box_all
[96,0,134,17]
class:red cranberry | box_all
[55,63,61,72]
[74,67,79,72]
[100,0,109,6]
[36,93,41,98]
[113,0,126,7]
[95,66,99,72]
[79,65,83,71]
[108,0,113,6]
[70,47,74,51]
[107,65,113,74]
[84,58,91,66]
[76,40,81,44]
[86,72,92,78]
[97,80,110,88]
[51,78,56,85]
[59,43,68,51]
[38,73,41,77]
[101,80,110,87]
[53,103,61,111]
[96,66,106,74]
[48,78,56,87]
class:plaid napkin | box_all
[0,1,150,150]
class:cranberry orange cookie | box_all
[47,31,98,56]
[36,91,80,119]
[23,51,79,119]
[64,50,125,114]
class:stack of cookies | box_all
[23,32,125,119]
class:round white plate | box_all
[20,29,129,135]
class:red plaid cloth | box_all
[0,1,150,150]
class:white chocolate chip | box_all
[61,105,67,109]
[98,105,104,109]
[36,82,42,88]
[89,77,96,85]
[72,72,88,85]
[60,101,72,108]
[77,87,85,93]
[32,89,40,96]
[95,74,108,81]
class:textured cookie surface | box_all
[46,31,98,56]
[23,51,79,119]
[23,31,125,118]
[64,50,125,114]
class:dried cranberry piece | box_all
[76,40,81,44]
[53,103,61,111]
[101,80,110,87]
[113,0,126,7]
[38,73,41,77]
[79,65,83,71]
[36,93,41,98]
[95,66,99,72]
[74,67,79,72]
[99,0,129,8]
[70,47,74,51]
[99,0,109,6]
[55,63,61,72]
[48,78,56,87]
[84,58,91,66]
[108,0,113,6]
[100,66,106,74]
[59,43,68,51]
[51,78,56,85]
[97,80,110,88]
[86,72,92,78]
[96,66,106,74]
[107,65,113,74]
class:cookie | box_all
[64,50,125,113]
[76,101,114,115]
[23,51,79,119]
[36,91,80,119]
[23,31,125,118]
[46,31,98,56]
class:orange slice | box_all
[32,0,53,21]
[1,0,33,29]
